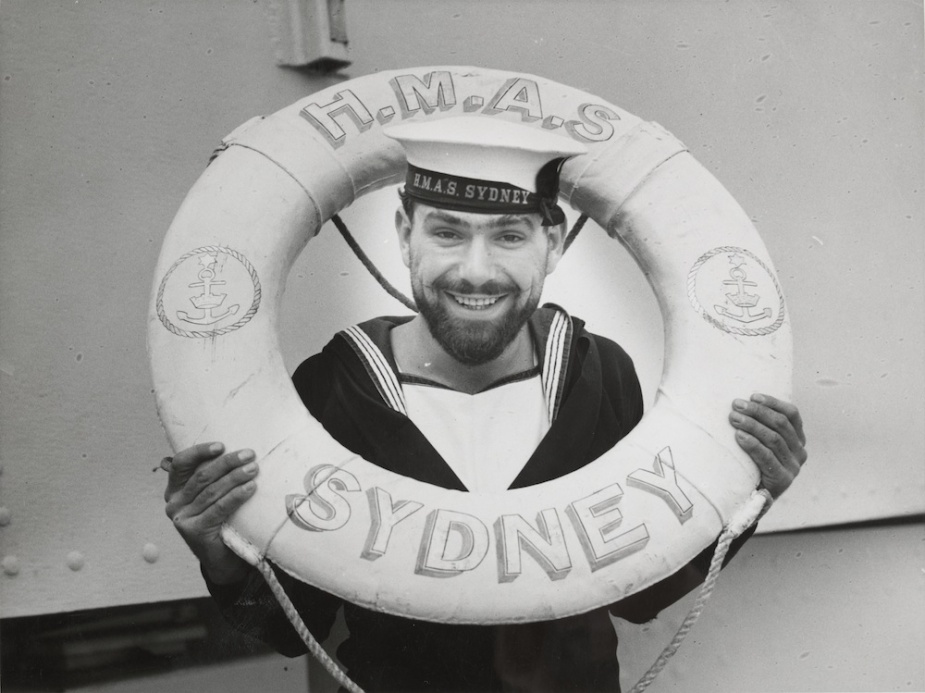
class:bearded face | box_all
[410,272,543,366]
[401,205,563,366]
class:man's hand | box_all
[162,442,258,584]
[729,394,807,499]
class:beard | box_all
[411,274,543,366]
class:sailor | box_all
[162,116,807,691]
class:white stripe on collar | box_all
[541,308,573,425]
[341,324,407,416]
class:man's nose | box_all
[457,239,494,286]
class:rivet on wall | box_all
[66,551,85,572]
[142,543,160,564]
[2,555,20,576]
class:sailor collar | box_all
[337,305,574,425]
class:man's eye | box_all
[498,234,525,244]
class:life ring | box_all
[148,66,791,625]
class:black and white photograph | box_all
[1,2,922,692]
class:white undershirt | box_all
[401,375,550,492]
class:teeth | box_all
[451,294,502,310]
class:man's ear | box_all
[544,221,567,275]
[395,207,413,269]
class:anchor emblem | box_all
[176,253,240,326]
[713,253,772,324]
[688,246,784,336]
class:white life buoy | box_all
[148,66,791,625]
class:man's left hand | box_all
[729,394,807,499]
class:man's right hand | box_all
[163,442,258,585]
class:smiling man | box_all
[392,118,577,386]
[162,117,807,692]
[399,207,547,371]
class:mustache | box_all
[430,277,518,295]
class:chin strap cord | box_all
[629,489,773,693]
[330,212,590,312]
[331,214,418,313]
[255,557,365,693]
[563,213,589,252]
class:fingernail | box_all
[733,399,747,411]
[730,412,745,424]
[752,393,766,403]
[243,462,257,474]
[238,449,255,462]
[209,443,223,454]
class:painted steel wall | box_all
[0,0,921,641]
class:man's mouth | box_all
[446,292,506,311]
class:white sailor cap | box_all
[385,117,587,225]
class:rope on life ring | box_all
[149,64,791,685]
